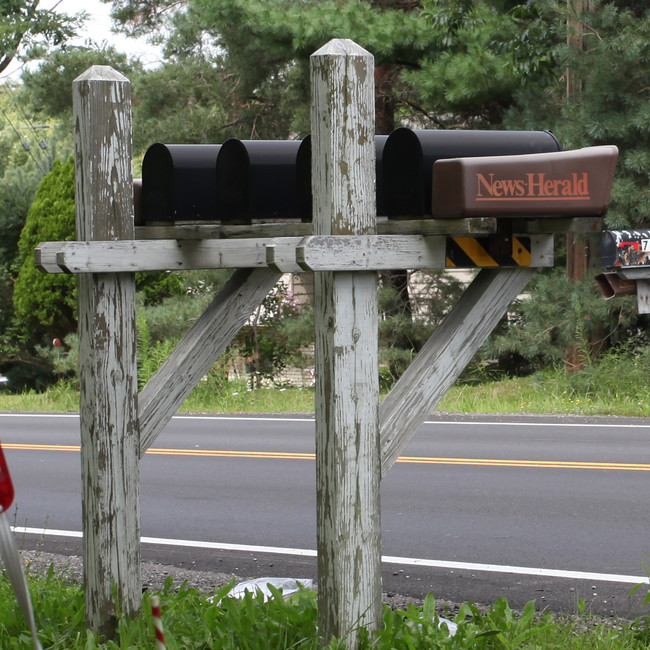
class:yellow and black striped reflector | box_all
[446,236,532,268]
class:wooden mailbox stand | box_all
[36,40,604,645]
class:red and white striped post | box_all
[150,595,166,650]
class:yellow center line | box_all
[147,448,313,460]
[3,443,650,471]
[395,456,650,471]
[4,443,81,452]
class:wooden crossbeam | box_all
[36,234,554,273]
[297,234,553,270]
[35,239,276,273]
[134,217,498,240]
[132,216,601,242]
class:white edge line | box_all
[0,412,650,429]
[12,526,649,585]
[0,412,648,428]
[426,421,650,429]
[0,413,80,418]
[0,413,316,423]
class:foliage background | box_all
[1,0,649,391]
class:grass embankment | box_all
[1,364,648,416]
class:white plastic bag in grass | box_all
[217,577,315,602]
[0,441,43,650]
[438,617,458,636]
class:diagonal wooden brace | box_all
[138,267,282,454]
[380,267,535,478]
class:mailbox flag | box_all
[0,441,14,513]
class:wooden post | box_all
[311,40,381,646]
[73,66,140,637]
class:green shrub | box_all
[13,157,77,340]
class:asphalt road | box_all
[2,411,650,617]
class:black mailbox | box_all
[216,139,307,224]
[141,143,221,224]
[601,229,650,268]
[380,128,562,217]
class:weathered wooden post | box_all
[311,40,382,646]
[73,66,140,636]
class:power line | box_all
[0,103,47,173]
[0,85,49,173]
[4,82,49,151]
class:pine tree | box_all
[0,0,80,74]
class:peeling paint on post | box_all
[311,40,381,647]
[73,66,140,637]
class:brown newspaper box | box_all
[432,145,618,219]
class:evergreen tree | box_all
[0,0,81,74]
[411,0,558,125]
[8,154,186,388]
[2,158,76,388]
[21,46,138,120]
[130,58,243,151]
[506,1,650,230]
[499,2,650,367]
[110,0,549,135]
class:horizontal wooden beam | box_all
[35,239,276,273]
[34,243,63,273]
[295,234,553,271]
[36,233,554,273]
[133,216,597,240]
[134,217,497,240]
[297,235,445,270]
[266,237,305,273]
[510,216,601,234]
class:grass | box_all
[2,571,650,649]
[1,362,648,417]
[439,372,650,417]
